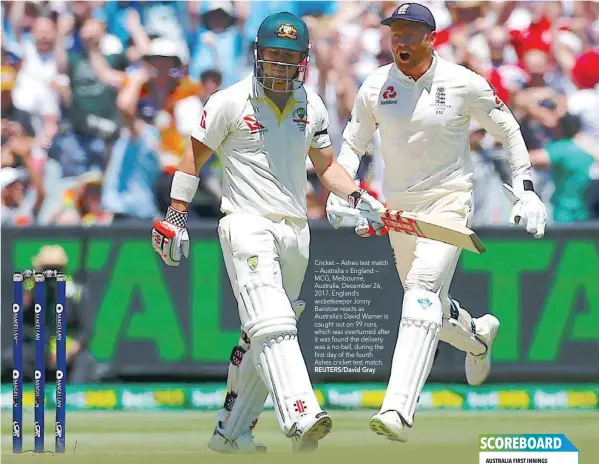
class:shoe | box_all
[369,410,409,442]
[289,411,333,453]
[466,314,500,386]
[207,416,267,454]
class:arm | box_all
[38,86,61,150]
[233,1,248,37]
[469,71,547,237]
[575,135,599,163]
[171,92,231,212]
[8,1,25,42]
[151,92,230,266]
[492,1,518,27]
[125,9,151,56]
[170,137,214,212]
[88,48,126,88]
[10,136,46,215]
[40,114,59,150]
[115,68,148,138]
[55,14,74,75]
[315,91,386,235]
[309,145,360,199]
[468,70,534,191]
[512,87,566,128]
[82,19,127,89]
[53,75,72,107]
[528,148,552,168]
[337,81,378,179]
[551,25,576,77]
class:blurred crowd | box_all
[1,0,599,228]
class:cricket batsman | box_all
[151,12,385,453]
[326,3,548,442]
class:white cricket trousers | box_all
[387,190,473,314]
[217,213,310,327]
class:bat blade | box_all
[382,209,485,254]
[327,205,486,254]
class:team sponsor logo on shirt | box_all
[243,116,267,134]
[277,24,298,40]
[381,85,398,104]
[292,107,309,132]
[200,110,207,129]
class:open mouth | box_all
[398,51,411,63]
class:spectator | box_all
[50,171,113,226]
[1,1,597,227]
[2,44,35,143]
[154,70,223,218]
[188,1,244,88]
[469,121,512,226]
[58,1,121,55]
[567,51,599,142]
[476,26,528,106]
[102,37,199,221]
[529,114,598,223]
[198,69,223,104]
[1,136,46,226]
[96,1,144,49]
[98,1,188,52]
[2,1,41,47]
[512,52,568,207]
[10,16,60,149]
[141,0,189,45]
[51,17,129,178]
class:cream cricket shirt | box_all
[342,54,532,207]
[191,74,331,220]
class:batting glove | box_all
[348,189,388,238]
[152,206,190,266]
[325,192,349,229]
[503,183,547,239]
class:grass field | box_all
[2,410,597,463]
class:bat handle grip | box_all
[327,205,381,223]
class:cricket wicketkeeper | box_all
[326,2,548,442]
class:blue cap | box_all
[381,3,436,31]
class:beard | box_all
[395,44,432,70]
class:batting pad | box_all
[380,289,441,426]
[223,343,268,439]
[440,299,486,356]
[223,300,307,439]
[240,282,321,434]
[225,333,250,399]
[252,332,322,434]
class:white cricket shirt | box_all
[341,53,531,208]
[191,74,331,220]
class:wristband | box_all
[165,206,188,228]
[512,173,534,194]
[170,171,200,203]
[523,180,535,192]
[348,189,366,208]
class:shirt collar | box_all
[250,75,308,103]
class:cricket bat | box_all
[327,205,486,254]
